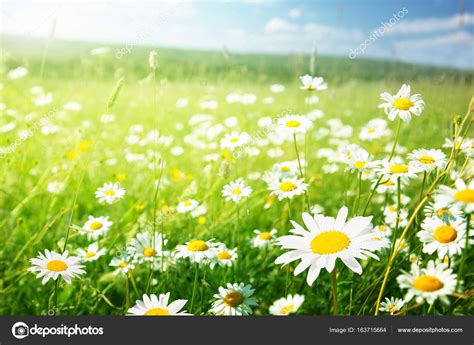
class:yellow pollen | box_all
[436,209,452,218]
[434,225,457,243]
[105,190,115,196]
[187,240,209,252]
[229,138,239,143]
[354,161,366,169]
[286,120,301,128]
[84,252,95,259]
[280,304,295,315]
[143,247,157,257]
[46,260,68,272]
[393,97,414,110]
[119,261,127,268]
[232,188,241,195]
[217,251,232,260]
[89,221,103,230]
[390,164,409,174]
[454,189,474,203]
[413,275,444,292]
[259,231,272,240]
[144,308,170,316]
[279,181,297,192]
[310,231,350,255]
[224,291,244,307]
[419,156,435,164]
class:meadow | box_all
[0,35,473,316]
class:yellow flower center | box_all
[383,180,395,186]
[144,308,170,316]
[280,304,295,315]
[436,209,452,218]
[367,128,376,133]
[280,166,291,172]
[217,251,232,260]
[259,231,272,240]
[279,181,297,192]
[413,275,444,292]
[198,216,206,225]
[119,261,127,268]
[379,225,387,232]
[105,190,115,196]
[224,291,244,307]
[85,252,95,258]
[90,221,103,230]
[187,240,209,252]
[46,260,68,272]
[143,247,157,257]
[389,206,397,212]
[354,161,366,169]
[419,156,435,164]
[184,200,192,207]
[388,305,398,313]
[454,189,474,203]
[229,138,239,143]
[232,188,241,195]
[286,120,301,128]
[434,225,457,243]
[310,231,350,255]
[393,97,414,110]
[390,164,409,174]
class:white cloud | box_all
[394,30,473,48]
[386,13,474,34]
[288,8,301,19]
[264,17,298,34]
[303,22,364,42]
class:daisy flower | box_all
[340,146,373,172]
[408,149,447,172]
[127,231,167,263]
[252,229,278,248]
[418,217,470,258]
[210,245,238,269]
[128,293,191,316]
[443,136,472,155]
[220,131,251,151]
[378,297,405,315]
[275,207,389,286]
[95,182,126,204]
[277,114,312,135]
[375,177,398,193]
[376,159,420,183]
[268,177,308,200]
[437,179,474,213]
[210,283,258,316]
[47,181,65,194]
[424,199,462,221]
[378,84,425,122]
[272,160,300,179]
[359,119,391,141]
[110,255,135,276]
[76,242,106,262]
[396,260,456,304]
[175,239,218,264]
[28,250,85,284]
[176,199,199,214]
[222,178,252,203]
[299,74,327,91]
[82,216,113,239]
[269,294,305,315]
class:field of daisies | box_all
[1,38,473,317]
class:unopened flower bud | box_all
[149,51,158,69]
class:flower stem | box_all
[331,268,339,316]
[457,212,471,290]
[293,133,311,211]
[190,264,199,313]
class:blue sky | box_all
[1,0,473,69]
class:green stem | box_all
[388,118,402,161]
[293,133,311,211]
[190,264,199,313]
[457,212,471,290]
[331,268,339,316]
[353,171,362,215]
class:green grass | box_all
[0,35,473,316]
